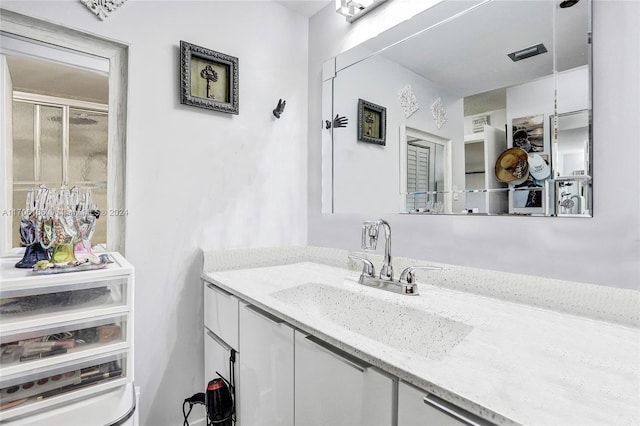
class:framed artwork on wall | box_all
[357,99,386,145]
[179,40,239,114]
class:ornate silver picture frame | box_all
[180,41,239,115]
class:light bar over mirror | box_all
[335,0,389,22]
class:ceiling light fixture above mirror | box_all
[336,0,389,22]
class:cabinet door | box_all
[398,381,492,426]
[238,303,293,426]
[294,331,394,426]
[204,328,236,392]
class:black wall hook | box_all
[325,114,348,129]
[273,99,286,118]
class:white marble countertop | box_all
[201,247,640,426]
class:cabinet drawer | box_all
[0,352,128,421]
[398,381,493,426]
[1,315,128,378]
[0,277,129,334]
[204,282,238,350]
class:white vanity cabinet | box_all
[0,253,135,424]
[294,330,395,426]
[202,280,495,426]
[398,381,491,426]
[203,282,239,409]
[238,303,294,426]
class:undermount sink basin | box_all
[271,282,472,361]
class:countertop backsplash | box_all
[202,246,639,328]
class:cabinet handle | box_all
[206,328,233,352]
[306,335,370,373]
[206,282,233,297]
[423,394,490,426]
[245,304,285,325]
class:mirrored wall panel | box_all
[322,0,592,217]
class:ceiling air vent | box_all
[508,43,548,62]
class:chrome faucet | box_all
[349,219,441,295]
[362,219,393,281]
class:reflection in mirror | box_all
[3,36,109,248]
[553,110,591,216]
[399,126,450,214]
[0,9,128,253]
[324,0,592,217]
[464,125,507,214]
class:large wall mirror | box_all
[322,0,592,217]
[0,9,128,254]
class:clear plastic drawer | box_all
[0,316,127,368]
[0,277,128,325]
[0,353,127,412]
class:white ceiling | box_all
[359,0,589,99]
[5,54,109,104]
[274,0,332,18]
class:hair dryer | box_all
[206,377,233,425]
[183,375,234,426]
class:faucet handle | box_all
[399,266,442,284]
[348,255,375,277]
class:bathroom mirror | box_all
[323,0,592,217]
[0,9,129,253]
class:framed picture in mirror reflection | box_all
[357,99,386,145]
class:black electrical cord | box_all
[182,393,205,426]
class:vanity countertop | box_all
[201,247,640,426]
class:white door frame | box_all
[399,125,452,213]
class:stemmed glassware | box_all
[49,186,78,264]
[73,188,100,263]
[14,185,101,269]
[14,185,50,268]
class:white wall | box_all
[1,1,309,425]
[308,0,640,289]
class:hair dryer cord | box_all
[183,393,205,426]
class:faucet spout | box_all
[361,219,393,281]
[377,219,393,281]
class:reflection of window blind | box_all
[407,143,430,210]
